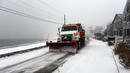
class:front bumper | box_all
[47,41,77,46]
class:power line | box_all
[10,0,63,22]
[37,0,64,14]
[19,0,62,18]
[37,0,66,24]
[0,5,62,24]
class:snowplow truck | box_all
[46,23,85,53]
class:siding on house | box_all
[104,0,129,38]
[123,0,130,38]
[106,24,114,37]
[105,14,123,38]
[112,14,123,36]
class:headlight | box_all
[57,38,60,41]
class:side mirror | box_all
[58,28,60,33]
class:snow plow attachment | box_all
[46,41,78,53]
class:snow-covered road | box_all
[0,50,67,73]
[54,39,130,73]
[0,39,130,73]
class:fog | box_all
[0,0,127,39]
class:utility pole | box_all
[64,14,66,24]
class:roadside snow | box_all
[0,47,48,69]
[0,42,46,55]
[110,45,130,73]
[54,39,119,73]
[115,54,130,73]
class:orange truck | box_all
[46,23,85,53]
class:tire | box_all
[82,37,85,46]
[80,37,85,47]
[77,40,81,49]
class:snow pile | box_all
[0,47,49,69]
[54,39,118,73]
[0,42,46,55]
[110,45,130,73]
[115,55,130,73]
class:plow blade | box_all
[46,41,78,53]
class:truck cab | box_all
[58,23,85,48]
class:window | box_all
[124,29,126,37]
[78,26,82,31]
[129,15,130,21]
[61,26,77,31]
[127,29,130,36]
[119,30,122,36]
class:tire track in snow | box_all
[0,52,70,73]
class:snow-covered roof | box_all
[117,14,123,20]
[112,14,123,24]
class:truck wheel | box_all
[80,38,85,47]
[82,37,85,46]
[77,41,81,49]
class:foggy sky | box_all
[0,0,127,39]
[50,0,126,27]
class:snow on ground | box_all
[0,47,49,69]
[0,42,46,55]
[115,55,130,73]
[54,39,120,73]
[110,45,130,73]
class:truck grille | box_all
[61,34,73,41]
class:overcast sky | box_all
[49,0,127,27]
[0,0,127,39]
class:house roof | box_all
[117,14,124,20]
[112,14,123,24]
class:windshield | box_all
[61,26,77,31]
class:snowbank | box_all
[115,55,130,73]
[110,45,130,73]
[0,42,46,55]
[54,39,119,73]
